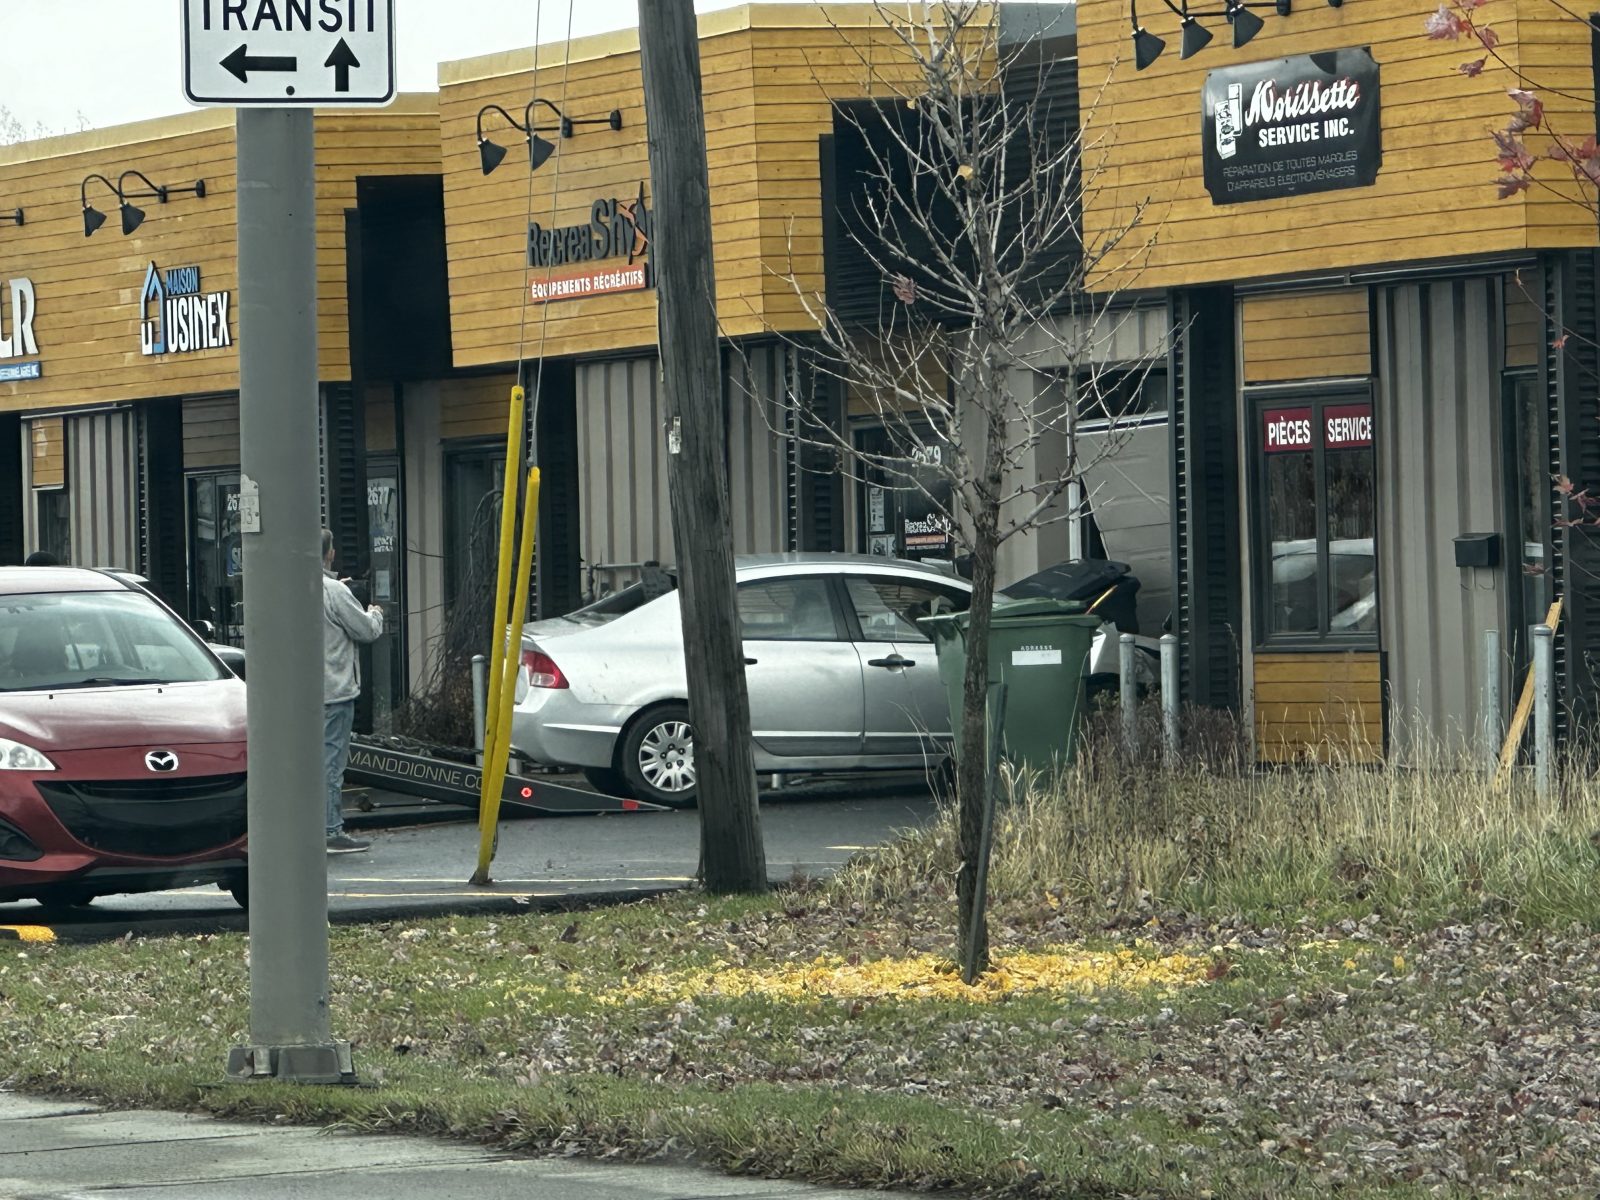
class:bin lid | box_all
[991,595,1092,620]
[1000,558,1130,603]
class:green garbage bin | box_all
[919,597,1102,771]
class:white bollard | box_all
[1533,623,1554,799]
[471,654,488,765]
[1119,633,1138,753]
[1160,633,1179,767]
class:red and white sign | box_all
[529,262,649,304]
[1263,406,1314,453]
[1263,403,1372,452]
[1323,403,1373,449]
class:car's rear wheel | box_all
[582,767,633,798]
[41,888,96,910]
[620,704,698,808]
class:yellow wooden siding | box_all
[440,8,967,367]
[0,100,438,415]
[1078,0,1597,292]
[1505,285,1542,369]
[1253,652,1383,763]
[182,395,240,470]
[440,375,517,441]
[29,417,64,489]
[1241,289,1370,383]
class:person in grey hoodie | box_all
[323,528,385,854]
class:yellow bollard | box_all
[470,386,526,884]
[473,466,541,884]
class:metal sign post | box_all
[183,0,397,1086]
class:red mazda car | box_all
[0,567,248,909]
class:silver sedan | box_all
[511,554,971,806]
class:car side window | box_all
[845,576,969,643]
[736,577,843,641]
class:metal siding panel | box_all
[1378,279,1504,756]
[402,383,444,694]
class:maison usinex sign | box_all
[1202,48,1381,205]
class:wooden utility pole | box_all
[637,0,768,893]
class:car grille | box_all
[35,773,247,857]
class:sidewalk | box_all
[0,1093,876,1199]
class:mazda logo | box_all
[144,750,179,773]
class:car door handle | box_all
[744,657,758,665]
[867,655,916,669]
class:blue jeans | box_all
[324,700,356,837]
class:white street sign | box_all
[182,0,396,107]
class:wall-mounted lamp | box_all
[80,171,206,237]
[474,99,624,176]
[1129,0,1168,69]
[116,170,207,236]
[1133,0,1309,68]
[0,209,21,228]
[1225,0,1265,46]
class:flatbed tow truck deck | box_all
[344,735,666,815]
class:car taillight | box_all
[523,648,569,689]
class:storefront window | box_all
[1257,398,1377,643]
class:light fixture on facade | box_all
[1130,0,1168,69]
[0,209,21,227]
[475,99,624,176]
[115,170,207,236]
[1226,0,1265,46]
[1178,2,1214,57]
[80,174,118,238]
[1276,0,1292,13]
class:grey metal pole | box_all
[1482,628,1502,772]
[1533,623,1554,800]
[1160,633,1179,767]
[471,653,487,765]
[1119,633,1137,753]
[225,108,353,1086]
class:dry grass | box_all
[834,707,1600,929]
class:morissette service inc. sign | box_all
[1202,48,1381,206]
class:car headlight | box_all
[0,739,55,771]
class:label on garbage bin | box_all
[1012,648,1062,666]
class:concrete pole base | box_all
[225,1041,358,1085]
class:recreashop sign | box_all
[1202,48,1382,205]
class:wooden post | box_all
[637,0,768,893]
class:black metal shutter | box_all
[0,413,21,565]
[1550,249,1600,731]
[533,363,581,619]
[140,399,187,611]
[1172,286,1242,710]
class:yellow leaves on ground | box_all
[605,945,1210,1006]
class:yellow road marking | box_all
[0,925,56,943]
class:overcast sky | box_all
[0,1,801,136]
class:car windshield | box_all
[0,590,229,692]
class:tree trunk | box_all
[955,512,999,981]
[637,0,767,894]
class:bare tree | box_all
[752,2,1165,978]
[0,107,88,146]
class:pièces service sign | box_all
[1202,48,1381,205]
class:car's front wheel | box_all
[620,704,698,808]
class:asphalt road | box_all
[0,776,938,940]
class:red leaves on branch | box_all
[1494,130,1536,172]
[1425,2,1469,38]
[1551,136,1600,186]
[1552,332,1571,350]
[1497,174,1532,199]
[890,274,919,304]
[1506,89,1545,133]
[1476,24,1501,49]
[1459,57,1487,77]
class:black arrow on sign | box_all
[220,44,297,84]
[324,38,360,93]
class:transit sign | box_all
[182,0,396,107]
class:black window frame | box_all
[1248,386,1379,650]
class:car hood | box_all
[0,679,247,752]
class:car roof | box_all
[0,567,131,597]
[734,552,962,578]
